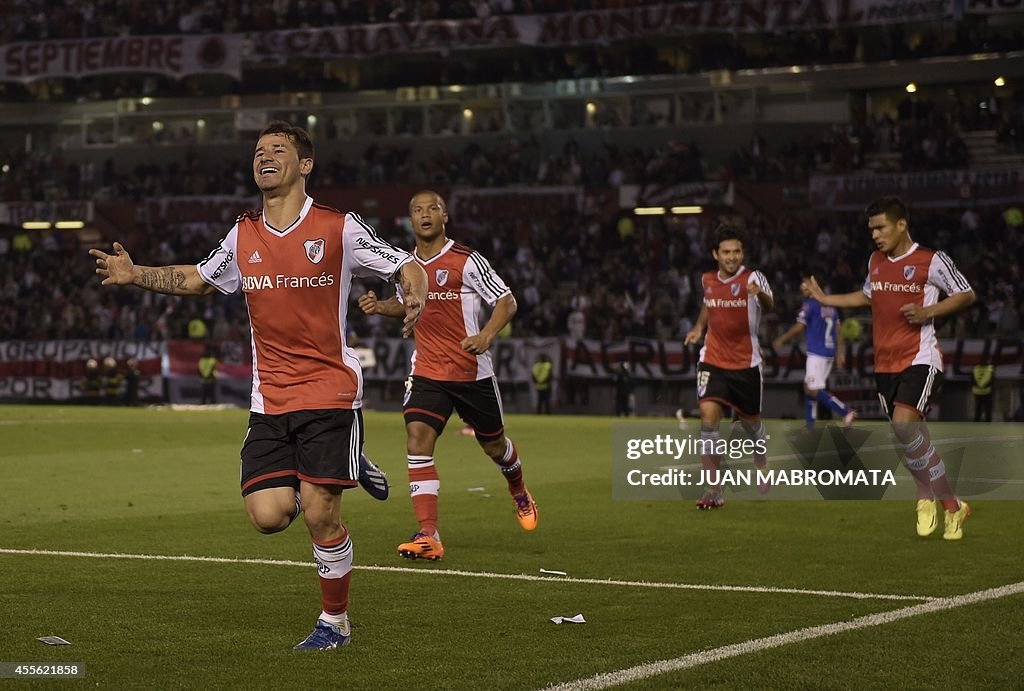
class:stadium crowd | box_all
[2,0,667,40]
[2,201,1021,346]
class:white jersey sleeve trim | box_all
[929,251,972,296]
[344,213,413,281]
[465,251,511,307]
[748,270,773,300]
[196,224,241,295]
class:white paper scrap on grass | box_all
[37,636,71,645]
[550,614,586,625]
[467,487,486,492]
[540,569,567,576]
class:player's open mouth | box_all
[260,166,279,176]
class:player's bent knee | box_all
[246,506,290,534]
[244,489,295,534]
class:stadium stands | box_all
[1,2,1022,417]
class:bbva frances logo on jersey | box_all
[304,238,325,264]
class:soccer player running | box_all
[89,121,428,649]
[803,196,975,540]
[773,277,857,430]
[358,190,538,560]
[684,226,773,509]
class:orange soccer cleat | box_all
[513,488,539,531]
[397,532,445,560]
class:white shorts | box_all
[804,353,834,390]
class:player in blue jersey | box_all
[774,279,857,429]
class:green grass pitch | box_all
[1,406,1022,689]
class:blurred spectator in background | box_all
[531,353,553,415]
[83,358,101,404]
[102,356,123,404]
[613,362,634,417]
[972,353,994,423]
[124,357,141,406]
[198,344,218,404]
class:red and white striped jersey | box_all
[862,243,972,373]
[404,239,511,382]
[699,266,771,369]
[197,196,412,413]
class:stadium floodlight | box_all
[905,82,917,93]
[634,207,666,215]
[671,206,704,214]
[55,221,85,230]
[22,221,52,230]
[995,76,1006,87]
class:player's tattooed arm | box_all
[136,266,185,293]
[135,265,214,295]
[90,242,214,296]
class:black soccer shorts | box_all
[403,375,506,442]
[875,365,943,419]
[240,408,363,496]
[696,362,763,419]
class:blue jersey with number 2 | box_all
[797,299,838,358]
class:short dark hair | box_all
[409,189,447,213]
[259,120,314,162]
[865,196,908,225]
[711,224,745,252]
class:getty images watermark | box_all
[611,421,1021,501]
[624,433,895,490]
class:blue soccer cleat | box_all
[293,619,351,651]
[358,453,389,501]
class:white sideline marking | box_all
[0,548,934,602]
[543,581,1024,691]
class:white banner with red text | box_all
[250,1,955,60]
[0,35,243,83]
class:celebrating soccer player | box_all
[90,121,428,650]
[773,275,857,430]
[684,225,773,509]
[358,190,538,561]
[803,195,975,540]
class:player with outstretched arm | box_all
[803,196,975,540]
[90,121,428,649]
